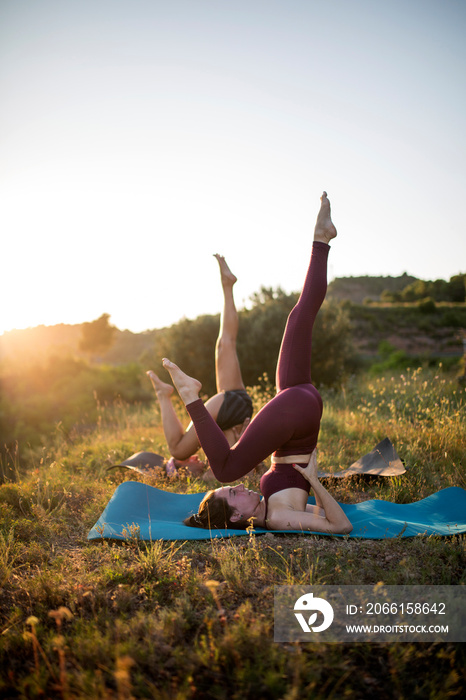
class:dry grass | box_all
[0,365,465,698]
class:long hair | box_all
[184,490,249,530]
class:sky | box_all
[1,0,465,336]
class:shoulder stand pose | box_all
[146,254,253,469]
[162,193,352,535]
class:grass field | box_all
[0,365,465,699]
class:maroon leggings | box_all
[186,241,329,483]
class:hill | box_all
[1,273,465,372]
[327,273,418,303]
[346,302,466,358]
[0,324,158,367]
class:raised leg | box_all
[160,360,202,405]
[162,194,337,482]
[163,357,322,483]
[213,254,245,392]
[275,192,336,391]
[146,370,201,460]
[313,191,337,244]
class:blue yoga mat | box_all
[87,482,466,541]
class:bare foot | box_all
[146,370,174,400]
[214,254,237,287]
[162,358,202,405]
[314,192,337,244]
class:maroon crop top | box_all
[260,463,311,520]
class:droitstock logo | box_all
[294,592,334,633]
[275,586,465,643]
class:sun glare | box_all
[1,1,465,335]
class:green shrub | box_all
[418,297,437,314]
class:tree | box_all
[238,287,298,388]
[448,274,466,303]
[79,314,117,358]
[310,300,356,386]
[150,286,356,397]
[155,315,220,396]
[239,287,355,388]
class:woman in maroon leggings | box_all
[163,193,352,535]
